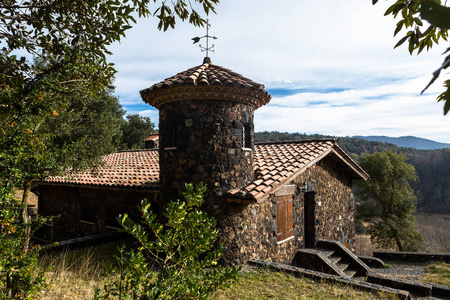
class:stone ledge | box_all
[429,283,450,298]
[358,255,386,268]
[373,251,450,263]
[367,272,432,297]
[247,259,411,300]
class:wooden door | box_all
[304,191,316,248]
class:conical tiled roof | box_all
[140,62,271,109]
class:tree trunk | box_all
[21,180,32,251]
[391,228,403,251]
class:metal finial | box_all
[191,19,217,59]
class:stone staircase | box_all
[293,239,370,280]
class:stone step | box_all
[329,254,343,264]
[314,247,335,258]
[352,275,366,282]
[336,261,351,272]
[344,267,359,278]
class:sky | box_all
[107,0,450,143]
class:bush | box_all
[96,183,239,299]
[0,188,47,299]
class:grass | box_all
[38,241,126,299]
[423,261,450,286]
[213,269,399,299]
[35,241,402,299]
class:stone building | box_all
[144,134,159,149]
[37,58,369,264]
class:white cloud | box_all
[108,0,450,143]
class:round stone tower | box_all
[140,58,271,214]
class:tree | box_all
[355,151,424,251]
[96,183,238,299]
[372,0,450,114]
[120,114,155,150]
[1,1,219,296]
[42,89,125,168]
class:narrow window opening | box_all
[171,126,177,147]
[231,120,244,148]
[165,124,177,149]
[244,123,252,148]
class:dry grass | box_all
[354,234,379,256]
[414,213,450,253]
[213,269,399,300]
[423,262,450,286]
[35,244,401,299]
[38,243,121,299]
[13,189,38,206]
[34,212,450,298]
[354,213,450,255]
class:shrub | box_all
[0,188,47,299]
[96,183,239,299]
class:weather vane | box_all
[192,19,217,58]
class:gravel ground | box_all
[370,261,450,300]
[370,260,428,282]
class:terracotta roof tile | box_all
[43,150,160,190]
[144,134,159,142]
[42,139,369,198]
[228,139,337,202]
[140,62,271,109]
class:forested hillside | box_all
[255,131,450,213]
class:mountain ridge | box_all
[353,135,450,150]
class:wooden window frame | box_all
[275,193,294,243]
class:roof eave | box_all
[37,182,161,192]
[226,146,335,204]
[254,147,334,203]
[330,145,370,181]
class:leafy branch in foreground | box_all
[372,0,450,114]
[96,183,239,299]
[0,187,49,299]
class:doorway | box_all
[304,191,316,248]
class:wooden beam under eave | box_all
[226,198,255,204]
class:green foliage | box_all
[96,183,239,299]
[255,131,333,143]
[120,114,155,150]
[1,1,218,296]
[373,0,450,114]
[0,188,48,299]
[356,151,424,251]
[41,89,125,171]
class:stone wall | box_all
[297,156,355,248]
[158,99,255,214]
[37,185,158,241]
[219,156,356,265]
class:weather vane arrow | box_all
[192,19,217,59]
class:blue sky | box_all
[108,0,450,143]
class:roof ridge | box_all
[116,149,159,153]
[255,138,337,145]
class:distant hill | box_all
[353,135,450,150]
